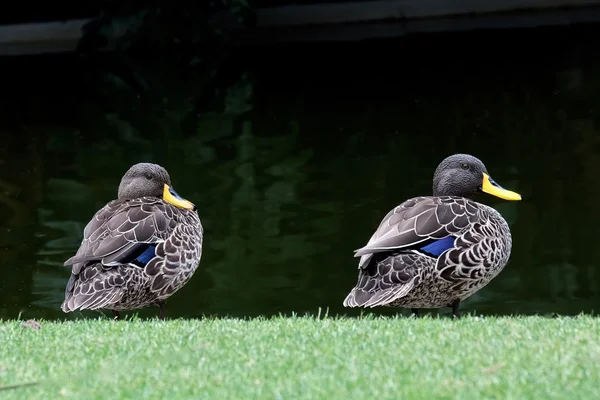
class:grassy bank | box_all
[1,315,599,399]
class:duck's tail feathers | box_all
[342,280,415,308]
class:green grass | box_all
[1,315,599,399]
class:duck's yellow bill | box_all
[481,173,522,201]
[163,184,196,210]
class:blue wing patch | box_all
[135,244,157,265]
[418,236,455,257]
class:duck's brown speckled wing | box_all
[64,197,176,273]
[354,196,480,268]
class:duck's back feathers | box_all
[345,196,513,310]
[64,197,175,270]
[354,196,480,268]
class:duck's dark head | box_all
[432,154,521,201]
[117,162,196,210]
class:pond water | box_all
[1,25,599,320]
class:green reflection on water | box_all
[1,26,600,320]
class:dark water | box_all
[1,25,599,320]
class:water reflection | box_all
[1,26,600,320]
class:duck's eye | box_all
[461,163,470,170]
[145,174,152,180]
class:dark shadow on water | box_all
[1,24,600,320]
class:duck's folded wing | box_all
[354,196,480,268]
[64,199,175,273]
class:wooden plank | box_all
[214,0,600,28]
[231,6,600,44]
[0,18,124,56]
[1,0,600,55]
[0,19,88,55]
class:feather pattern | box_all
[343,195,513,310]
[61,196,203,313]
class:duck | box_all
[61,162,203,320]
[342,154,521,317]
